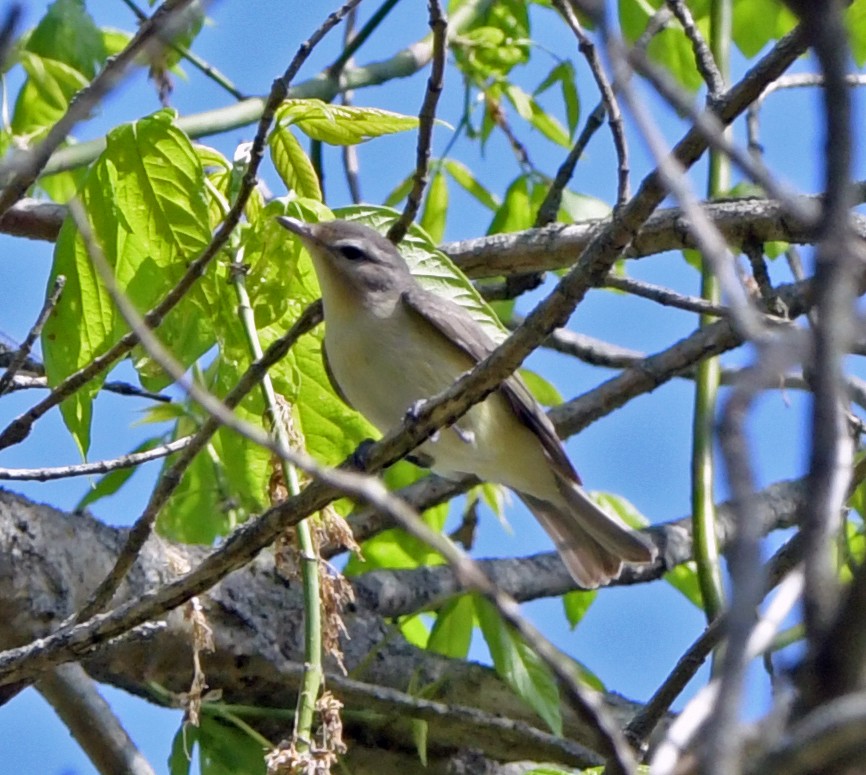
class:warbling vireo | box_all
[277,216,656,587]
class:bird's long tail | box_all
[518,483,656,588]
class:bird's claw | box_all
[405,399,439,442]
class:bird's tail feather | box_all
[518,484,656,589]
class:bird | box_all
[276,216,656,587]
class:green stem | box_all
[229,248,323,750]
[691,0,731,625]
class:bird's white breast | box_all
[323,297,557,498]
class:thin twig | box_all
[0,437,192,481]
[625,533,805,751]
[0,275,65,395]
[387,0,447,244]
[606,37,765,341]
[664,0,724,95]
[535,101,605,227]
[327,0,402,80]
[650,568,805,775]
[553,0,630,205]
[603,273,730,317]
[340,7,363,204]
[793,0,859,710]
[625,44,815,228]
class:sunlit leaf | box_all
[443,159,501,211]
[276,99,417,145]
[428,594,475,658]
[26,0,106,78]
[562,588,597,628]
[420,169,449,243]
[475,596,562,735]
[269,125,322,201]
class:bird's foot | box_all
[405,399,439,442]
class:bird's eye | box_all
[337,244,368,262]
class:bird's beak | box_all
[276,215,315,244]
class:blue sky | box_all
[0,2,861,773]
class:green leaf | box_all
[36,165,87,203]
[268,125,322,201]
[276,99,418,145]
[591,492,651,530]
[157,422,236,544]
[12,53,89,140]
[443,159,501,211]
[504,83,571,147]
[562,589,597,629]
[412,718,429,766]
[848,0,866,66]
[558,190,612,223]
[428,594,475,658]
[647,26,706,91]
[489,175,533,235]
[664,561,704,608]
[475,596,562,735]
[168,722,196,775]
[383,172,414,208]
[518,369,563,407]
[26,0,106,79]
[619,0,662,44]
[732,0,797,58]
[453,0,530,81]
[420,169,449,243]
[197,716,267,775]
[43,110,213,452]
[101,28,133,58]
[534,61,580,136]
[400,613,431,648]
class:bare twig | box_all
[651,568,805,775]
[603,273,730,317]
[792,0,860,712]
[606,37,766,341]
[0,437,192,481]
[553,0,630,205]
[339,7,363,203]
[0,275,65,395]
[664,0,724,95]
[624,44,815,227]
[387,0,447,244]
[535,101,606,227]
